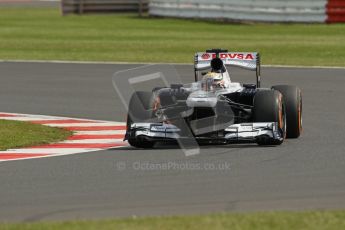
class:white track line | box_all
[0,117,68,121]
[75,130,126,135]
[44,122,125,127]
[62,139,124,144]
[0,148,100,154]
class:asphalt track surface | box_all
[0,62,344,222]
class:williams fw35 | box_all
[125,49,302,148]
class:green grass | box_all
[0,8,345,66]
[0,119,72,150]
[1,211,345,230]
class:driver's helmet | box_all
[202,72,225,90]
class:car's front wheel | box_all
[253,90,286,145]
[128,136,155,149]
[127,91,156,149]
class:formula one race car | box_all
[125,49,302,148]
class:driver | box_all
[202,58,231,89]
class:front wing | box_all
[125,122,283,144]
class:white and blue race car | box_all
[125,49,302,148]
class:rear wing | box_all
[194,51,261,87]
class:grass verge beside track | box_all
[0,8,344,66]
[0,120,72,150]
[1,211,345,230]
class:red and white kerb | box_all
[0,113,128,162]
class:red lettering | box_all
[206,53,255,60]
[201,53,210,60]
[227,53,255,60]
[245,54,254,60]
[220,53,227,59]
[228,53,237,59]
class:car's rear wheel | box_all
[253,90,286,145]
[127,91,156,149]
[272,85,302,138]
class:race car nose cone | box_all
[186,91,217,107]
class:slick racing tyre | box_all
[272,85,302,138]
[253,90,286,146]
[127,91,155,149]
[128,136,155,149]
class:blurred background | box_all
[1,0,344,23]
[0,1,344,65]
